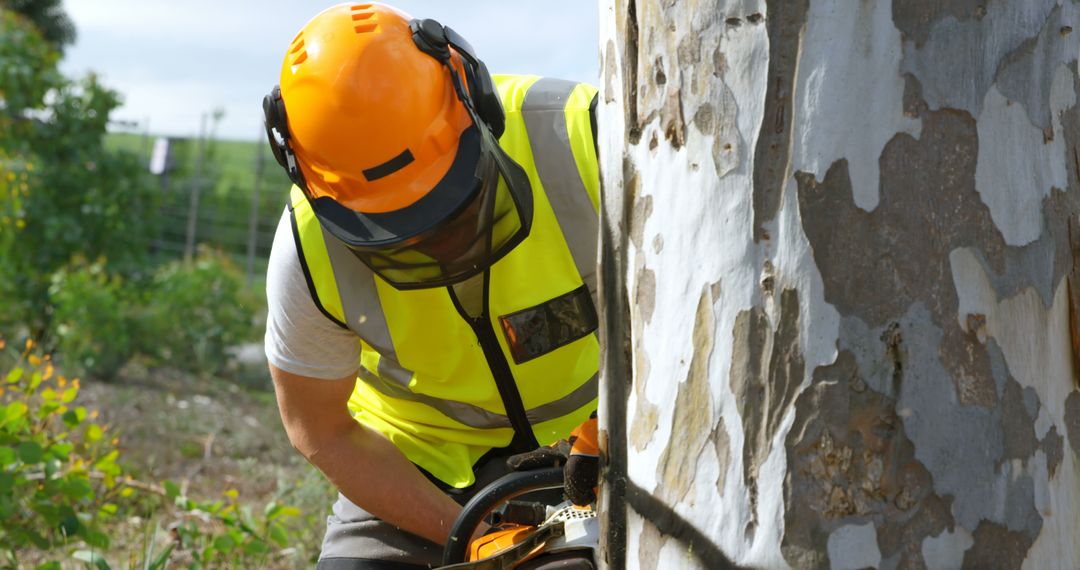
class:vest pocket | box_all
[498,285,598,364]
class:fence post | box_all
[246,134,266,284]
[184,113,209,262]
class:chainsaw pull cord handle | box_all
[442,467,565,566]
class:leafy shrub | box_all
[0,339,124,567]
[164,484,301,568]
[47,258,133,380]
[138,249,258,375]
[0,9,159,341]
[0,338,307,569]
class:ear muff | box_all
[262,85,309,191]
[409,18,505,138]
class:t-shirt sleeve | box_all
[264,207,361,380]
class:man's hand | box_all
[269,364,464,545]
[505,440,571,471]
[506,413,599,506]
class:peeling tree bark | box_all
[597,1,1080,568]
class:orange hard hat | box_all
[263,3,533,290]
[278,3,472,214]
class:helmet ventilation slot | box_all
[289,35,307,66]
[351,4,378,33]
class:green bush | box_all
[0,9,159,341]
[0,339,124,567]
[139,249,258,375]
[0,339,305,569]
[47,258,133,380]
[164,485,301,568]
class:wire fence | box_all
[122,123,292,285]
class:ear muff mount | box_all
[408,18,505,138]
[261,85,309,192]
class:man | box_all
[262,3,600,568]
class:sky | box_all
[59,1,600,141]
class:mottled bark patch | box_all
[898,0,1057,119]
[793,99,1066,554]
[637,518,669,570]
[629,188,656,452]
[902,73,928,118]
[798,107,1076,393]
[798,111,987,326]
[891,0,985,47]
[730,288,804,540]
[1000,379,1039,462]
[1039,425,1063,478]
[783,351,953,569]
[938,326,997,408]
[993,5,1077,133]
[1061,66,1080,390]
[602,39,618,105]
[655,287,717,503]
[634,268,656,326]
[629,398,658,452]
[961,520,1035,570]
[629,194,652,252]
[619,0,641,144]
[1065,390,1080,457]
[751,0,809,241]
[713,416,731,497]
[1071,276,1080,387]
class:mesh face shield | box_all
[289,20,533,290]
[307,122,534,290]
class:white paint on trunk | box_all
[791,0,921,212]
[974,66,1074,246]
[825,522,881,570]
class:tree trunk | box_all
[596,1,1080,568]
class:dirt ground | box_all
[73,356,336,568]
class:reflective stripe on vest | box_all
[288,74,600,488]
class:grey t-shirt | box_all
[264,208,360,380]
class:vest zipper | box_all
[449,272,540,454]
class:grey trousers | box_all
[316,453,528,569]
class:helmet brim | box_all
[309,126,483,250]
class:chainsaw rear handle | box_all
[442,467,564,566]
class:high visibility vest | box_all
[288,75,601,488]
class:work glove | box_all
[564,413,599,506]
[505,413,599,506]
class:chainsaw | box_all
[438,467,600,569]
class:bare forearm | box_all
[269,365,463,545]
[304,420,463,545]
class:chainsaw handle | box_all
[442,467,564,566]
